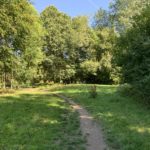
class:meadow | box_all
[0,89,85,150]
[53,84,150,150]
[0,85,150,150]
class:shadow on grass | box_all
[56,85,150,150]
[0,93,85,150]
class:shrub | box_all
[117,83,134,96]
[88,85,97,98]
[134,75,150,104]
[118,76,150,105]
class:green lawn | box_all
[0,89,85,150]
[54,84,150,150]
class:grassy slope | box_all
[54,84,150,150]
[0,89,85,150]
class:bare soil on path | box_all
[55,94,107,150]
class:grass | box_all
[53,84,150,150]
[0,89,85,150]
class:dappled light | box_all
[80,115,93,120]
[56,84,150,149]
[129,126,150,134]
[0,0,150,149]
[0,90,85,149]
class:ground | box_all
[53,84,150,150]
[0,85,150,150]
[57,94,106,150]
[0,89,85,150]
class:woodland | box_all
[0,0,150,102]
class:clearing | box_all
[0,89,85,149]
[53,84,150,150]
[0,85,150,150]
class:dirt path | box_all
[55,94,107,150]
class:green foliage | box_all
[41,6,76,83]
[110,0,150,31]
[117,83,134,96]
[71,16,97,83]
[92,11,119,84]
[116,5,150,102]
[88,85,97,98]
[0,0,149,92]
[93,8,111,29]
[41,8,97,83]
[0,0,43,88]
[81,60,99,75]
[72,16,91,52]
[134,75,150,103]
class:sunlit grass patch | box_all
[0,89,85,149]
[54,84,150,150]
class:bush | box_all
[118,76,150,105]
[88,85,97,98]
[134,75,150,104]
[117,83,134,96]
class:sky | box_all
[33,0,111,18]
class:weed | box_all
[88,85,97,98]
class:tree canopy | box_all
[0,0,150,102]
[0,0,43,88]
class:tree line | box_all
[0,0,150,101]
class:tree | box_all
[92,8,111,29]
[115,5,150,101]
[41,6,76,83]
[71,16,98,82]
[110,0,150,31]
[80,60,99,83]
[71,16,94,62]
[92,8,119,84]
[0,0,43,88]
